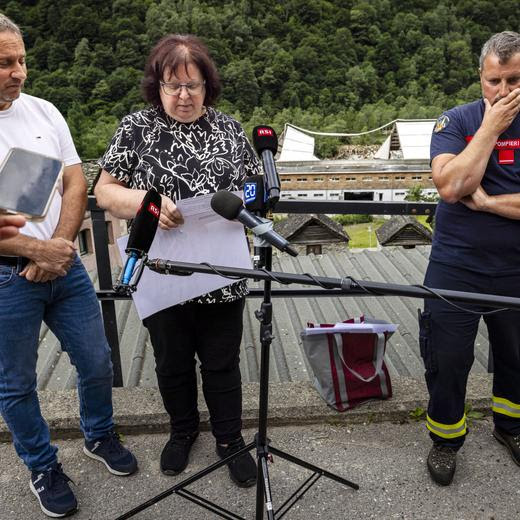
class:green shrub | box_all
[332,214,374,226]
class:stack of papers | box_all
[303,322,398,336]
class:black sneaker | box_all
[30,462,77,518]
[216,436,257,488]
[83,432,138,476]
[493,427,520,466]
[160,431,199,475]
[427,444,457,486]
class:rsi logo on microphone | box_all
[256,127,273,137]
[147,202,160,218]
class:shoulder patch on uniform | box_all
[434,115,450,133]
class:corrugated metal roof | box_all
[36,246,490,390]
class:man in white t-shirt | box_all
[0,14,137,518]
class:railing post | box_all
[88,196,124,387]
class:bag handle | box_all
[333,332,385,383]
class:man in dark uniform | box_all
[422,31,520,486]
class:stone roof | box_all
[274,214,350,243]
[375,216,432,247]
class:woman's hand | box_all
[159,195,184,229]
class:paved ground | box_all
[1,418,519,520]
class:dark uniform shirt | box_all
[430,99,520,275]
[100,105,260,303]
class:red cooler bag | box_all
[301,316,395,411]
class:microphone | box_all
[211,191,298,257]
[116,189,161,293]
[252,125,280,207]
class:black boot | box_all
[427,443,457,486]
[493,427,520,466]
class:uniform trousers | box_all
[420,261,520,449]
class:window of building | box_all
[331,177,340,182]
[315,177,324,182]
[380,176,389,181]
[314,193,324,197]
[346,177,356,181]
[78,229,91,256]
[395,176,406,181]
[412,176,422,180]
[297,193,308,197]
[306,244,322,255]
[363,176,372,181]
[297,177,307,182]
[428,176,433,180]
[281,178,290,183]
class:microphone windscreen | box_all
[211,191,243,220]
[126,189,161,254]
[252,126,278,155]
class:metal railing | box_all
[87,195,437,386]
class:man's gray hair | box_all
[480,31,520,69]
[0,13,22,36]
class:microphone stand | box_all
[114,258,520,520]
[251,244,359,520]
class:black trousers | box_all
[420,261,520,449]
[143,298,245,444]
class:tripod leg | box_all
[256,454,275,520]
[255,455,265,520]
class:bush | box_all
[332,214,373,226]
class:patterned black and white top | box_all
[100,105,260,304]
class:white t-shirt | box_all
[0,93,81,240]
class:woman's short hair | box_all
[142,34,220,107]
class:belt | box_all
[0,256,30,269]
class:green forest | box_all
[2,0,520,158]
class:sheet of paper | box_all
[303,322,399,336]
[117,192,252,319]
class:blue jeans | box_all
[0,256,114,471]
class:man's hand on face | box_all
[20,237,76,281]
[482,87,520,136]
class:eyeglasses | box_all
[159,80,206,96]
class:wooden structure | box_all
[274,214,349,255]
[375,215,432,248]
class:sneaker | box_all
[30,462,77,518]
[427,443,457,486]
[216,436,257,488]
[83,432,138,476]
[493,427,520,466]
[160,431,199,475]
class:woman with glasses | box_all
[94,34,259,487]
